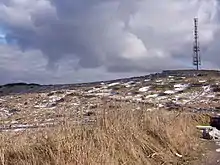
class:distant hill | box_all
[0,83,42,96]
[1,69,220,96]
[2,83,41,88]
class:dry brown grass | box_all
[0,103,209,165]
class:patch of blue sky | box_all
[0,27,7,44]
[0,27,18,45]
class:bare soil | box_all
[194,141,220,165]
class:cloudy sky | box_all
[0,0,219,84]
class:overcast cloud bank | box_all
[0,0,219,84]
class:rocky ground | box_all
[1,70,220,164]
[1,70,220,132]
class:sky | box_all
[0,0,220,84]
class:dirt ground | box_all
[195,141,220,165]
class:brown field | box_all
[0,102,209,165]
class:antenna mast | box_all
[193,17,201,70]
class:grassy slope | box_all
[0,103,209,165]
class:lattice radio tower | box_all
[193,17,201,70]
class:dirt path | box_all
[199,141,220,165]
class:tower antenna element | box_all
[193,17,201,70]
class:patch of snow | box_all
[87,88,101,93]
[12,124,33,128]
[99,89,112,93]
[34,104,47,108]
[72,103,80,106]
[49,96,64,103]
[39,122,55,126]
[174,84,189,92]
[10,121,19,124]
[13,128,26,132]
[132,94,143,101]
[0,99,6,102]
[107,82,120,87]
[145,94,158,99]
[94,93,111,96]
[199,80,207,83]
[134,98,142,101]
[123,81,134,88]
[134,94,143,98]
[206,94,215,98]
[65,90,75,95]
[175,153,183,158]
[174,88,184,92]
[202,85,211,92]
[125,84,131,88]
[125,96,133,100]
[156,96,168,100]
[139,86,150,92]
[174,84,188,88]
[45,118,54,122]
[164,90,176,94]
